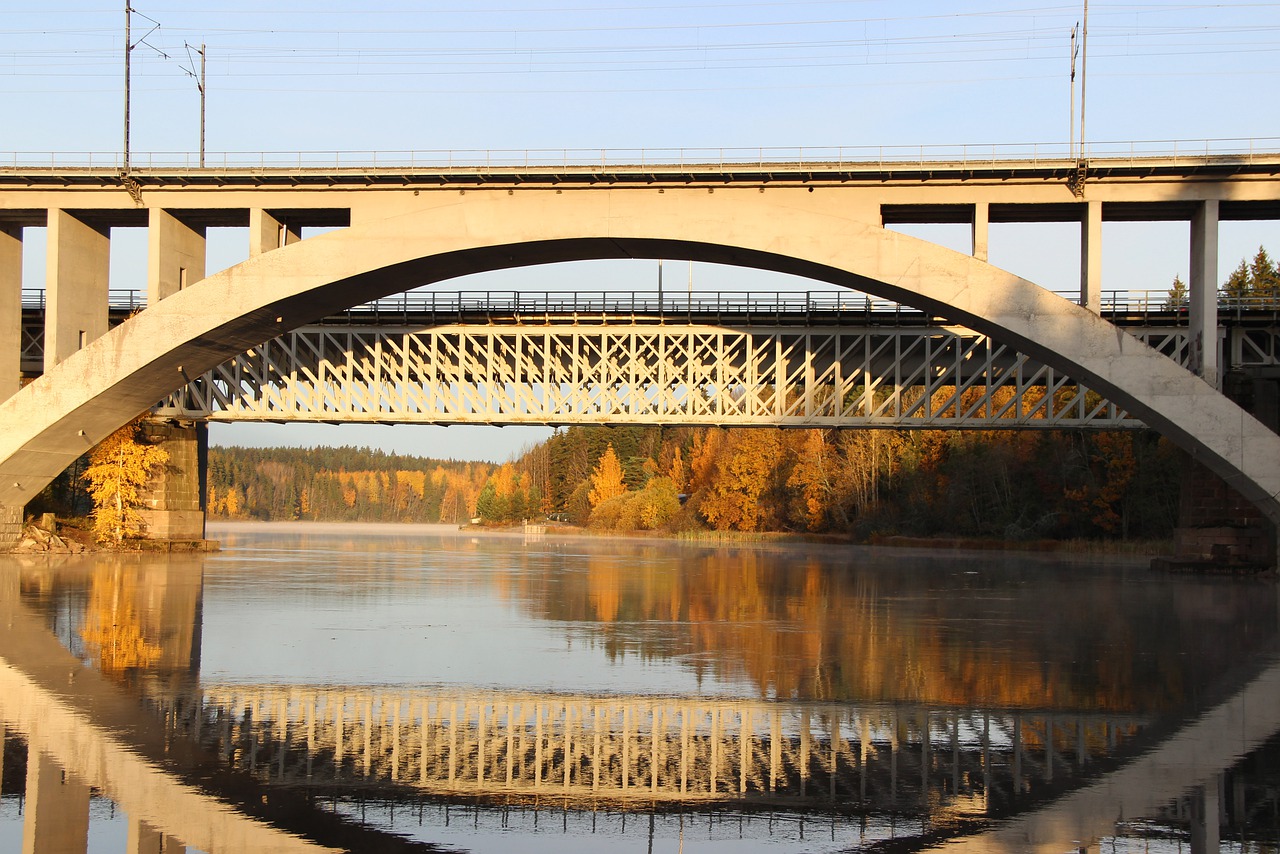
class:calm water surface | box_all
[2,521,1279,853]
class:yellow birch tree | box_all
[588,444,628,508]
[82,415,170,544]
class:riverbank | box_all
[452,518,1175,557]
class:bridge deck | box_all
[4,146,1280,188]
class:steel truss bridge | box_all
[154,683,1146,816]
[98,290,1275,429]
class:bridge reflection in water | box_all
[1,556,1280,853]
[181,686,1141,811]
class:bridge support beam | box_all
[22,749,90,854]
[147,210,206,304]
[249,209,301,257]
[1191,200,1221,387]
[1080,200,1102,312]
[45,210,109,372]
[971,202,989,262]
[0,225,19,402]
[138,419,208,543]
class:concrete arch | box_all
[2,190,1278,528]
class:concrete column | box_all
[127,816,187,854]
[249,209,300,257]
[0,226,20,402]
[22,750,90,854]
[147,210,206,305]
[137,419,207,541]
[45,210,109,372]
[971,202,989,263]
[1190,199,1221,387]
[1080,200,1102,312]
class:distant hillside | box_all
[207,446,495,523]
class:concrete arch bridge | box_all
[1,151,1280,554]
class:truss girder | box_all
[157,324,1183,428]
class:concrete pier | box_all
[137,419,208,544]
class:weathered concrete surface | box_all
[0,504,21,547]
[0,190,1278,540]
[137,419,207,541]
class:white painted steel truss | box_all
[158,324,1204,428]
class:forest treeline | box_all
[210,423,1183,541]
[208,446,499,524]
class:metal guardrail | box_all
[2,138,1279,173]
[20,288,1279,321]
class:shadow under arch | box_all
[1,192,1277,527]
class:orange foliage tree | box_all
[588,444,628,508]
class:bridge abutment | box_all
[138,419,212,547]
[1160,369,1278,572]
[1168,462,1277,570]
[0,504,21,549]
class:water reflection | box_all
[0,527,1279,853]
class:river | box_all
[1,522,1277,853]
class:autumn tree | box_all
[82,415,170,544]
[588,444,628,508]
[699,429,782,531]
[787,430,833,531]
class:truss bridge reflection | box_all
[167,685,1147,817]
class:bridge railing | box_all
[4,137,1279,173]
[18,287,1280,321]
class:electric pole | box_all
[1079,0,1089,161]
[124,3,131,171]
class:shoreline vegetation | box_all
[204,419,1183,550]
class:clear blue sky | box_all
[5,1,1279,460]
